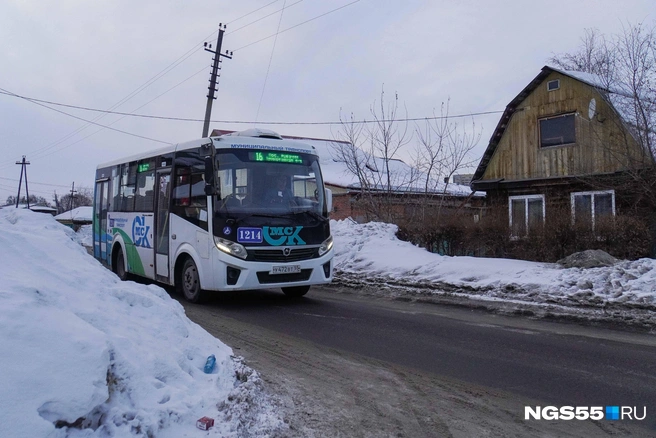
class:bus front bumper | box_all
[206,247,334,291]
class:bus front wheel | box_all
[282,285,310,298]
[113,246,128,281]
[178,258,205,303]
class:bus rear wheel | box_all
[178,258,205,303]
[282,285,310,298]
[113,246,128,281]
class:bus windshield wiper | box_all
[234,213,282,225]
[291,209,326,222]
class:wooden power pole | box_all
[202,24,233,138]
[15,156,30,208]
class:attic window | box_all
[539,113,575,147]
[547,79,560,91]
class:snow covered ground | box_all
[0,209,282,438]
[331,219,656,329]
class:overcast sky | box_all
[1,0,654,205]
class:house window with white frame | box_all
[571,190,615,231]
[509,195,545,238]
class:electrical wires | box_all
[233,0,361,52]
[0,88,504,126]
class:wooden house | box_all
[471,66,652,240]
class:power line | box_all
[0,89,504,125]
[230,0,303,35]
[0,182,54,197]
[0,3,323,171]
[0,87,171,144]
[231,111,506,125]
[0,26,221,166]
[234,0,361,52]
[25,64,209,163]
[22,48,202,161]
[0,89,186,120]
[0,1,361,161]
[256,0,287,123]
[227,0,281,25]
[0,0,292,163]
[0,176,71,188]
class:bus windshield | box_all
[214,149,326,220]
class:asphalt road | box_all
[178,285,656,436]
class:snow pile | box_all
[0,209,282,438]
[75,224,93,247]
[331,219,656,311]
[554,259,656,305]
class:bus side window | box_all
[111,167,120,212]
[173,170,191,207]
[135,170,155,211]
[135,159,156,212]
[172,165,208,230]
[189,173,207,207]
[119,162,137,212]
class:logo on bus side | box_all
[263,226,305,246]
[132,216,151,248]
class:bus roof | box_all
[96,131,318,170]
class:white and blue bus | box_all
[92,129,334,302]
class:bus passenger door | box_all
[155,171,171,283]
[94,180,110,265]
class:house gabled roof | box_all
[54,206,93,222]
[470,65,635,188]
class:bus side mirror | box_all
[324,188,332,214]
[200,142,217,196]
[199,142,215,158]
[204,156,215,196]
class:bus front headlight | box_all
[214,236,248,259]
[318,235,333,256]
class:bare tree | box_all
[367,87,413,197]
[614,23,656,158]
[332,87,415,222]
[549,28,617,88]
[332,87,483,228]
[58,186,93,213]
[549,22,656,210]
[5,195,51,207]
[413,99,481,222]
[331,110,379,219]
[332,111,372,190]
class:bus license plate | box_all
[270,265,301,275]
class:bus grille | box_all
[249,247,318,262]
[257,269,313,284]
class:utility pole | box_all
[15,156,30,208]
[54,191,60,214]
[202,23,233,138]
[69,182,78,211]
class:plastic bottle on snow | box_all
[204,355,216,374]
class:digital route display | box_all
[250,151,303,164]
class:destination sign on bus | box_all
[250,151,303,164]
